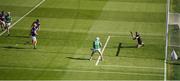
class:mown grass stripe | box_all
[99,65,164,70]
[88,0,166,3]
[0,66,163,77]
[41,1,165,13]
[28,7,165,23]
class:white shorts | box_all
[6,23,11,27]
[31,36,37,41]
[93,49,101,51]
[93,48,101,53]
[0,21,5,26]
[92,48,102,56]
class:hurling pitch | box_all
[0,0,167,80]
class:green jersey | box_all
[93,40,102,49]
[5,15,12,23]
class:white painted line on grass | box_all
[0,0,46,36]
[0,66,163,77]
[95,36,111,66]
[99,65,164,70]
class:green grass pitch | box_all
[0,0,167,80]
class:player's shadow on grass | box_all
[3,46,27,49]
[66,57,89,60]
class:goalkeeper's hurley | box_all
[89,37,104,61]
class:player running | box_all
[31,19,40,31]
[0,11,5,31]
[5,12,12,36]
[89,37,104,61]
[131,32,144,48]
[30,24,38,49]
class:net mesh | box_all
[168,0,180,63]
[168,25,180,63]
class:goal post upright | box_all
[165,0,170,80]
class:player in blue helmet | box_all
[30,24,38,49]
[89,37,104,61]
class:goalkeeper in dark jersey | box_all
[131,32,144,48]
[89,37,104,61]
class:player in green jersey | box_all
[5,12,12,36]
[89,37,104,61]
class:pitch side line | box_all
[0,66,163,77]
[0,0,46,36]
[99,65,164,70]
[95,36,111,66]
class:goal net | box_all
[168,25,180,62]
[168,0,180,62]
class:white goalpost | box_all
[164,0,170,81]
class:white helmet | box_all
[96,37,100,41]
[7,12,10,15]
